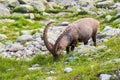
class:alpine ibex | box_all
[43,18,100,60]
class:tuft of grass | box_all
[45,9,62,13]
[0,17,43,41]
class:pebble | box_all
[28,67,41,71]
[64,67,72,73]
[100,74,112,80]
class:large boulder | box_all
[13,5,34,13]
[0,3,10,16]
[30,0,46,12]
[8,0,20,8]
[96,0,114,8]
[17,35,33,43]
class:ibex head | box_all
[43,21,69,60]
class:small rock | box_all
[47,71,55,74]
[32,64,39,67]
[100,74,112,80]
[8,0,20,8]
[105,15,112,21]
[17,35,33,42]
[103,26,112,31]
[58,22,69,26]
[8,43,24,52]
[96,0,114,8]
[30,0,46,12]
[0,42,4,48]
[13,5,34,13]
[116,12,120,17]
[0,19,15,23]
[21,30,33,35]
[0,34,7,40]
[45,76,57,80]
[114,70,120,80]
[28,67,41,71]
[64,67,72,73]
[30,13,34,20]
[6,68,14,72]
[1,52,8,58]
[0,3,10,16]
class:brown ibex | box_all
[43,18,100,60]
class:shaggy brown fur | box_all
[43,18,100,60]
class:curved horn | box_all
[54,28,70,54]
[43,21,54,53]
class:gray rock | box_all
[103,26,112,31]
[96,0,114,8]
[45,76,57,80]
[64,67,72,73]
[21,30,33,35]
[47,71,55,74]
[0,34,7,40]
[8,0,20,8]
[58,22,69,26]
[13,5,34,13]
[111,2,120,8]
[1,52,8,58]
[28,67,41,71]
[8,43,24,52]
[105,15,112,21]
[0,19,15,23]
[0,3,10,16]
[5,40,13,45]
[100,74,112,80]
[32,64,39,67]
[0,42,4,48]
[114,70,120,80]
[30,13,34,20]
[30,0,46,12]
[32,32,41,39]
[102,28,120,37]
[6,68,14,72]
[116,12,120,17]
[17,35,33,42]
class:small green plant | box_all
[45,9,62,13]
[114,0,120,2]
[34,13,45,20]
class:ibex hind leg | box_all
[92,34,97,46]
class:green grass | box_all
[0,17,43,42]
[0,37,120,80]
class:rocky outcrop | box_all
[96,0,114,8]
[0,3,10,16]
[13,5,34,13]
